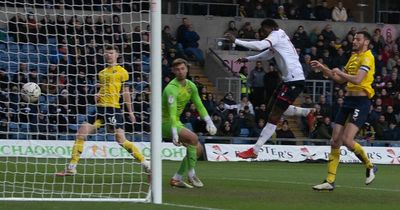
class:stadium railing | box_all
[177,1,239,17]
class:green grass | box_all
[1,159,400,210]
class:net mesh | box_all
[0,0,151,201]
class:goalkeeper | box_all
[163,58,217,188]
[56,45,150,176]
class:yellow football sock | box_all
[70,137,85,165]
[353,143,373,169]
[326,148,340,183]
[122,140,145,163]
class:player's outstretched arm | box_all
[225,33,271,51]
[332,68,367,85]
[310,61,346,84]
[246,49,274,62]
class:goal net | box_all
[0,0,159,202]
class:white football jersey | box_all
[264,29,305,82]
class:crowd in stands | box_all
[0,1,400,146]
[165,15,400,146]
[0,11,153,139]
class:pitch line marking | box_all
[217,177,400,192]
[163,202,225,210]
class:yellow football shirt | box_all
[344,50,375,99]
[97,65,129,108]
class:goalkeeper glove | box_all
[204,116,217,135]
[171,127,182,146]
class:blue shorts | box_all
[88,107,125,129]
[334,96,371,128]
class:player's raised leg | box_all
[115,128,150,172]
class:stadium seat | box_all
[8,43,18,52]
[38,64,48,73]
[20,123,29,132]
[38,44,48,54]
[77,114,87,123]
[8,62,18,73]
[48,38,57,45]
[106,134,116,141]
[17,53,28,62]
[0,43,6,51]
[21,44,37,53]
[28,54,39,63]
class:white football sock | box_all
[172,173,183,181]
[188,168,195,178]
[283,105,311,117]
[253,123,277,154]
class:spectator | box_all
[382,122,400,142]
[252,118,266,137]
[368,105,382,126]
[298,1,315,20]
[248,61,265,107]
[307,62,326,80]
[237,96,254,115]
[181,111,196,131]
[384,105,397,124]
[238,0,253,17]
[263,63,280,106]
[162,25,175,51]
[238,22,256,39]
[357,122,375,145]
[332,47,348,69]
[238,66,250,98]
[238,4,249,17]
[301,54,312,78]
[203,93,217,116]
[255,103,268,123]
[182,24,205,66]
[311,116,333,141]
[332,97,344,120]
[267,0,279,18]
[222,92,238,114]
[318,94,332,118]
[309,27,321,47]
[276,120,296,145]
[240,108,256,136]
[283,0,297,19]
[292,26,310,52]
[253,3,267,18]
[321,24,337,43]
[0,68,9,91]
[373,114,388,140]
[214,100,229,120]
[314,0,331,21]
[224,112,240,136]
[8,13,27,43]
[332,1,347,22]
[176,17,190,47]
[218,121,234,136]
[224,21,239,38]
[274,5,288,20]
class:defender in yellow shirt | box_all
[56,45,150,176]
[310,31,377,191]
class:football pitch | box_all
[1,160,400,210]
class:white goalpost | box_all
[0,0,162,203]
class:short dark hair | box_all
[105,45,119,52]
[261,18,279,30]
[172,58,189,68]
[356,31,372,41]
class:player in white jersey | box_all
[225,19,313,159]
